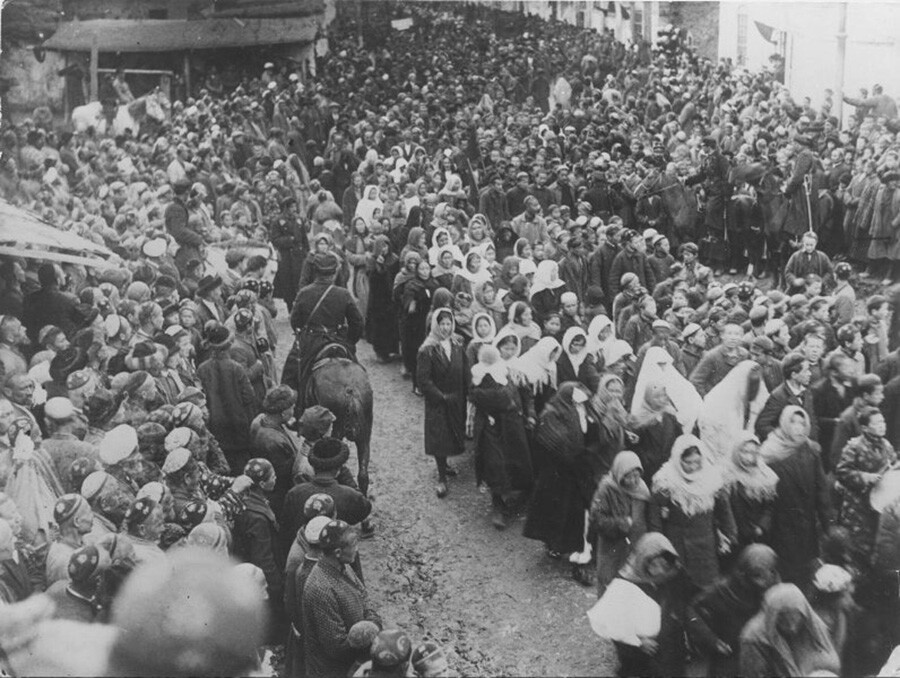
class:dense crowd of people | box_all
[1,1,900,676]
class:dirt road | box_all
[275,308,617,676]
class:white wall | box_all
[718,2,900,121]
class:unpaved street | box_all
[274,306,617,675]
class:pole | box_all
[89,37,99,101]
[183,53,192,100]
[835,1,848,123]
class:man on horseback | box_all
[686,136,732,273]
[287,252,364,416]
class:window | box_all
[737,9,748,66]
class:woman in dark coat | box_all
[270,201,309,312]
[529,260,567,325]
[470,345,534,530]
[399,256,436,392]
[686,544,781,678]
[722,432,778,556]
[417,308,467,499]
[629,381,683,484]
[649,434,737,589]
[590,450,650,596]
[524,382,598,576]
[760,406,831,585]
[556,327,601,394]
[366,235,400,362]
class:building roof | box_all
[43,16,318,52]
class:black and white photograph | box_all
[0,0,900,675]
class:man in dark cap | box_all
[281,437,371,559]
[271,196,309,313]
[685,136,732,273]
[44,544,109,623]
[782,133,824,240]
[165,179,206,277]
[251,385,299,523]
[288,253,363,414]
[300,519,382,678]
[23,264,78,344]
[755,352,817,441]
[232,458,283,640]
[194,274,225,326]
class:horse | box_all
[306,357,374,495]
[634,169,700,245]
[71,89,168,137]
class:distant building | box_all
[718,2,900,122]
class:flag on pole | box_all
[755,21,778,44]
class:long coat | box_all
[649,489,737,588]
[523,395,597,554]
[197,351,259,474]
[768,442,831,584]
[836,434,896,558]
[271,215,309,306]
[417,339,467,459]
[250,413,299,524]
[589,479,648,593]
[470,374,533,495]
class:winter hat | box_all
[164,427,194,453]
[54,493,89,525]
[262,385,296,414]
[297,406,336,440]
[99,425,139,466]
[67,544,109,583]
[244,458,274,484]
[81,471,114,502]
[162,447,192,476]
[125,341,166,372]
[186,523,229,554]
[124,497,157,529]
[178,500,208,528]
[348,620,381,650]
[371,630,413,669]
[308,437,349,471]
[303,515,332,545]
[302,493,336,521]
[411,641,449,676]
[44,397,76,422]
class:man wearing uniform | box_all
[782,133,824,241]
[286,253,364,414]
[686,136,732,273]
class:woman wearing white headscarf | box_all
[698,360,769,462]
[630,346,701,433]
[427,227,463,268]
[650,434,737,587]
[556,327,600,394]
[529,260,567,324]
[513,337,561,400]
[471,345,533,530]
[587,314,616,369]
[353,184,383,227]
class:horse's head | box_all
[144,91,167,122]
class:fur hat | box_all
[308,437,349,471]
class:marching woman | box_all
[556,327,600,394]
[649,434,737,589]
[589,450,650,596]
[366,235,400,362]
[504,301,542,355]
[722,432,778,556]
[524,382,600,586]
[529,260,567,325]
[401,256,437,395]
[470,345,534,530]
[513,336,561,417]
[417,308,467,499]
[760,406,831,585]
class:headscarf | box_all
[759,406,811,463]
[587,314,616,363]
[393,251,422,293]
[354,185,384,226]
[513,337,561,393]
[505,302,541,342]
[469,312,497,345]
[630,346,702,431]
[514,238,537,277]
[471,344,508,387]
[604,339,635,368]
[595,373,629,433]
[499,256,520,288]
[651,434,724,516]
[698,360,769,461]
[472,281,505,318]
[608,451,651,501]
[431,245,458,279]
[724,431,779,501]
[492,325,521,361]
[630,381,673,429]
[421,308,455,350]
[619,532,680,585]
[561,326,589,374]
[454,250,490,286]
[741,583,840,677]
[529,260,564,300]
[428,227,463,266]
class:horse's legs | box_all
[356,434,371,496]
